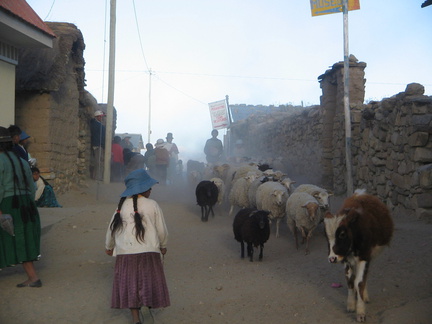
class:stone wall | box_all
[15,22,97,194]
[231,58,432,221]
[351,84,432,220]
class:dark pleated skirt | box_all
[111,252,170,309]
[0,195,41,269]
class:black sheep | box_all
[195,180,219,222]
[233,208,270,262]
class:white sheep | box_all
[255,181,289,238]
[248,176,271,208]
[286,191,322,255]
[229,172,259,216]
[280,177,296,195]
[231,164,261,183]
[293,184,333,211]
[210,177,225,205]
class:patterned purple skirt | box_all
[111,252,170,309]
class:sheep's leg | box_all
[247,243,254,262]
[305,236,310,255]
[210,205,215,218]
[275,219,281,238]
[200,206,205,222]
[299,227,307,245]
[258,244,264,261]
[229,205,234,217]
[205,205,211,222]
[293,227,299,250]
[304,226,317,255]
[287,219,298,249]
[202,206,209,222]
[240,241,245,258]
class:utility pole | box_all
[343,0,353,195]
[104,0,116,184]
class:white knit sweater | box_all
[105,196,168,256]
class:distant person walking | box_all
[143,143,156,175]
[154,139,170,185]
[105,169,170,324]
[204,129,224,164]
[111,136,124,182]
[0,126,43,288]
[90,110,106,180]
[163,132,179,184]
[121,135,134,151]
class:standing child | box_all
[105,169,170,324]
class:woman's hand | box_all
[160,247,167,255]
[105,249,113,256]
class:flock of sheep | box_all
[190,160,333,259]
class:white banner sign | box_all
[208,99,230,130]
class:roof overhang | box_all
[0,10,53,48]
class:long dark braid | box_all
[4,151,21,208]
[4,150,36,222]
[110,195,146,243]
[132,195,145,243]
[110,197,127,236]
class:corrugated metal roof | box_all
[0,0,55,37]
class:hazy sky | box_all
[27,0,432,162]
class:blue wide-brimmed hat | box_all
[121,169,158,197]
[20,130,30,141]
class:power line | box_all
[44,0,56,20]
[153,73,208,105]
[132,0,150,72]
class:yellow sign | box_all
[310,0,360,17]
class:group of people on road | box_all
[90,110,182,186]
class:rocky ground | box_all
[0,179,431,324]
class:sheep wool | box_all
[210,177,225,205]
[293,184,333,210]
[233,208,270,262]
[255,181,289,238]
[228,172,260,216]
[286,191,322,255]
[195,180,219,222]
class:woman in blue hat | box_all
[105,169,170,324]
[0,126,42,288]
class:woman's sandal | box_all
[16,279,42,288]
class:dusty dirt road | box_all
[0,179,431,324]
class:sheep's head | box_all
[312,191,332,209]
[213,164,230,178]
[272,189,287,206]
[280,178,296,194]
[302,201,319,222]
[252,210,270,229]
[245,172,259,183]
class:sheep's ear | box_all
[327,190,334,196]
[312,191,320,198]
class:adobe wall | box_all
[15,22,97,194]
[232,58,432,221]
